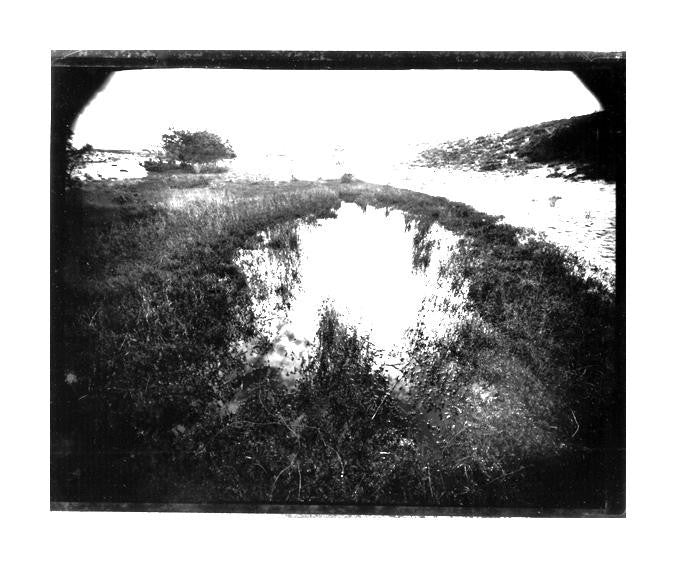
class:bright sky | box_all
[72,69,601,158]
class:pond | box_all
[234,202,470,388]
[228,148,616,279]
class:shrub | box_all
[142,158,184,173]
[162,129,236,164]
[142,159,230,175]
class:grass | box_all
[338,182,619,506]
[417,111,621,182]
[52,172,620,509]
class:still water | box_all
[234,202,469,385]
[374,165,616,278]
[229,147,616,278]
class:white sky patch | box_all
[72,68,601,159]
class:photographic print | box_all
[51,51,624,515]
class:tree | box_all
[66,141,93,176]
[161,129,236,164]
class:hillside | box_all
[417,111,621,183]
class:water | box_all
[228,146,616,278]
[368,164,616,278]
[234,203,469,385]
[74,150,148,180]
[82,142,615,280]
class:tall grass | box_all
[338,182,619,507]
[53,177,340,501]
[53,175,619,509]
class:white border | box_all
[7,1,673,567]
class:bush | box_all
[142,158,184,173]
[142,159,230,175]
[184,162,230,174]
[162,129,236,164]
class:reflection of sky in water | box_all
[380,166,616,277]
[230,149,615,278]
[235,203,467,383]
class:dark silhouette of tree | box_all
[66,142,93,176]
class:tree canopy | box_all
[161,129,236,164]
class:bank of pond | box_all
[52,176,621,510]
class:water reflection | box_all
[228,150,616,277]
[234,203,467,385]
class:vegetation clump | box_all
[336,182,619,506]
[66,142,93,177]
[143,129,236,174]
[53,173,620,509]
[417,112,621,182]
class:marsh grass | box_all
[53,173,619,509]
[338,182,619,506]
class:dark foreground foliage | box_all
[338,183,620,507]
[52,174,620,510]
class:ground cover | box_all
[52,172,620,509]
[416,111,621,183]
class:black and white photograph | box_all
[50,50,625,515]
